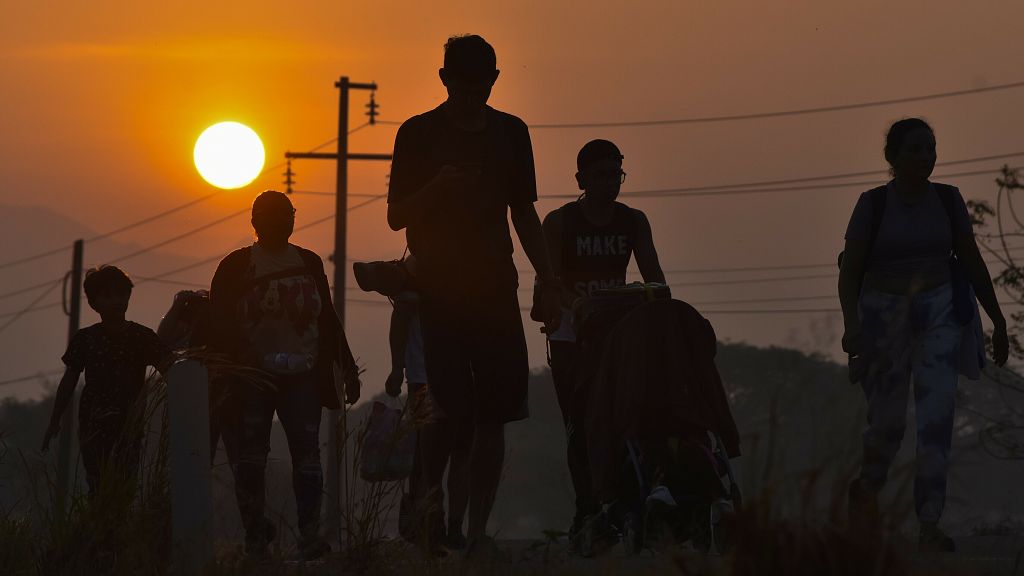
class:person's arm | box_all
[156,290,193,350]
[386,297,416,396]
[838,239,869,356]
[632,209,666,284]
[208,255,238,357]
[541,209,573,308]
[956,229,1009,365]
[42,367,81,452]
[512,202,561,331]
[511,203,555,282]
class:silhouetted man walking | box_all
[542,139,665,542]
[387,35,560,556]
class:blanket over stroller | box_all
[583,298,740,499]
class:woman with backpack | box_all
[838,118,1009,552]
[209,190,361,560]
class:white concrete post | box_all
[167,360,213,574]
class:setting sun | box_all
[193,121,265,189]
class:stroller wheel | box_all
[690,500,735,555]
[690,504,712,554]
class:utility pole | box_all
[285,76,391,546]
[56,239,83,516]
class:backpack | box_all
[840,183,974,325]
[210,244,356,409]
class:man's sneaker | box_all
[919,523,955,553]
[244,519,277,560]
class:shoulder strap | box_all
[932,183,960,252]
[866,185,888,257]
[560,203,578,265]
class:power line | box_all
[0,279,62,334]
[701,308,841,315]
[671,273,837,288]
[523,79,1024,129]
[377,81,1024,130]
[542,165,1015,201]
[0,369,63,387]
[608,151,1024,194]
[0,126,373,273]
[0,302,61,320]
[106,208,250,265]
[0,276,67,301]
[290,190,381,198]
[296,122,373,155]
[132,195,386,287]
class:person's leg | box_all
[550,341,597,527]
[855,289,913,512]
[78,435,104,499]
[464,290,529,546]
[909,286,960,545]
[549,340,576,425]
[446,416,473,544]
[231,383,277,554]
[418,292,473,553]
[275,372,324,548]
[406,382,428,501]
[416,414,453,545]
[466,419,505,542]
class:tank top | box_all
[549,200,638,342]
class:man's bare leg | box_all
[466,421,504,543]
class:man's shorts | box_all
[418,288,529,425]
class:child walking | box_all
[42,265,171,496]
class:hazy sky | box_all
[3,1,1024,400]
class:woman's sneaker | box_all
[919,523,955,553]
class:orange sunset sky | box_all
[3,1,1024,400]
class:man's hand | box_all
[532,280,562,333]
[344,369,361,405]
[993,321,1010,366]
[842,327,862,357]
[41,422,59,453]
[385,370,404,397]
[429,165,480,198]
[541,284,562,334]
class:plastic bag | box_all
[359,396,416,482]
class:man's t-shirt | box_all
[845,182,973,286]
[62,321,169,434]
[238,243,323,374]
[387,105,538,295]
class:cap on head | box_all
[443,35,497,82]
[577,139,623,172]
[251,190,294,216]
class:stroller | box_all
[573,284,742,554]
